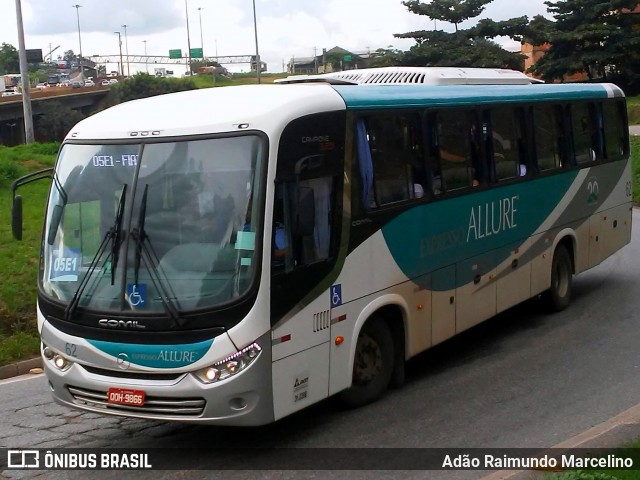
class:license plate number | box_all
[107,388,145,406]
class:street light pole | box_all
[72,4,83,77]
[14,0,34,143]
[143,40,148,73]
[252,0,261,83]
[185,0,193,74]
[198,7,205,60]
[114,31,124,77]
[121,24,130,77]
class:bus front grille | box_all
[82,365,184,381]
[67,386,206,416]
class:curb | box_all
[480,403,640,480]
[0,357,42,380]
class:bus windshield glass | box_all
[40,135,265,316]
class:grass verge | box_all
[0,143,57,365]
[546,440,640,479]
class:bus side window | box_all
[490,106,522,181]
[533,105,563,172]
[425,112,443,195]
[359,114,426,207]
[272,176,336,271]
[437,109,479,190]
[272,184,291,270]
[603,100,627,160]
[572,102,600,164]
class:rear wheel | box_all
[542,244,573,311]
[339,316,394,408]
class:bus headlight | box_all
[194,343,262,384]
[42,343,73,372]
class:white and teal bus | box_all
[11,67,632,425]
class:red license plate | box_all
[107,387,145,406]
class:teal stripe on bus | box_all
[333,84,613,110]
[87,338,214,368]
[380,171,579,290]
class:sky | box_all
[1,0,551,75]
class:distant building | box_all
[287,46,372,74]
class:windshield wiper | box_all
[111,184,127,285]
[64,185,127,322]
[131,184,183,327]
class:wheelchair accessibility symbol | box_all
[331,284,342,308]
[126,283,147,309]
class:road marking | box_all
[480,402,640,480]
[0,372,44,387]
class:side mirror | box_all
[293,186,315,236]
[11,195,23,240]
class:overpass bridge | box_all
[0,88,109,145]
[90,54,258,66]
[89,54,266,73]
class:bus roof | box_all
[333,83,625,110]
[276,66,542,86]
[66,81,625,141]
[66,84,345,140]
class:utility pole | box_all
[114,31,124,77]
[143,40,148,73]
[314,47,318,73]
[121,24,130,77]
[185,0,193,74]
[251,0,261,83]
[72,4,83,77]
[15,0,34,143]
[198,7,205,60]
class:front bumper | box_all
[43,331,275,426]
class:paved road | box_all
[2,210,640,479]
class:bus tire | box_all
[339,316,394,408]
[542,244,573,312]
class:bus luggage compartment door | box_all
[455,251,497,334]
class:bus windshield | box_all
[41,135,265,316]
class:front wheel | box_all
[338,316,394,408]
[542,244,573,312]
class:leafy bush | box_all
[0,157,26,186]
[35,101,85,142]
[105,72,198,105]
[548,472,619,480]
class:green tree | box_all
[0,43,20,74]
[402,0,491,32]
[103,72,197,107]
[35,102,85,142]
[63,50,77,64]
[370,48,406,67]
[395,0,527,69]
[522,14,556,46]
[529,0,640,84]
